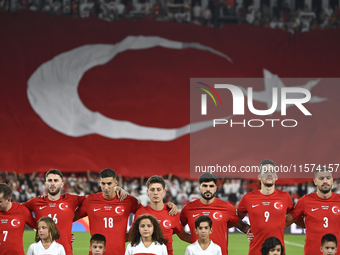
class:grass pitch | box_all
[23,231,305,254]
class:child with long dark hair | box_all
[261,236,284,255]
[26,217,65,255]
[125,214,168,255]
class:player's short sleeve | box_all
[23,204,36,229]
[173,213,184,234]
[227,202,241,225]
[180,204,188,226]
[75,195,86,208]
[286,193,294,213]
[236,194,248,215]
[23,198,34,211]
[129,196,143,214]
[75,196,89,218]
[290,195,305,220]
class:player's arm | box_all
[237,211,247,219]
[166,201,178,216]
[115,186,127,201]
[176,229,192,243]
[228,220,250,234]
[285,213,305,228]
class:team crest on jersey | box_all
[163,220,172,229]
[273,201,283,210]
[332,206,340,215]
[212,211,223,221]
[115,206,125,215]
[10,218,21,228]
[58,203,69,211]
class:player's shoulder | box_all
[274,189,291,197]
[135,205,148,214]
[83,192,100,202]
[242,189,260,198]
[181,198,201,210]
[331,192,340,199]
[214,197,234,207]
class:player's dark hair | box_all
[146,175,165,189]
[195,215,212,228]
[129,214,168,246]
[321,233,337,246]
[90,233,106,246]
[199,173,217,185]
[35,217,60,242]
[45,169,63,181]
[259,159,275,175]
[0,183,13,199]
[314,166,332,178]
[261,236,284,255]
[100,168,116,179]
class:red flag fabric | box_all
[0,11,339,185]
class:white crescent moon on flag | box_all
[27,36,232,141]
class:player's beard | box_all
[319,184,331,194]
[48,187,61,196]
[263,182,274,188]
[201,191,215,200]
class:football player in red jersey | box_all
[133,175,191,255]
[0,183,36,255]
[180,172,249,255]
[286,167,340,255]
[76,168,143,255]
[237,159,294,255]
[24,169,85,255]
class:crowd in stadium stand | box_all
[0,0,339,33]
[2,170,340,209]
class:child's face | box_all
[37,221,49,241]
[194,222,212,240]
[268,244,282,255]
[139,219,154,239]
[90,241,106,255]
[321,241,338,255]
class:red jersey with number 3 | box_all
[76,193,143,255]
[237,190,293,255]
[0,203,36,255]
[290,192,340,255]
[134,205,183,255]
[180,198,240,255]
[24,194,85,255]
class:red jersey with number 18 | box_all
[24,193,85,255]
[180,198,240,255]
[76,193,143,255]
[0,203,36,255]
[134,204,183,255]
[237,190,293,255]
[290,192,340,255]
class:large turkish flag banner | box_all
[0,11,339,184]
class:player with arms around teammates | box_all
[286,166,340,255]
[180,172,250,255]
[237,159,296,255]
[0,183,36,255]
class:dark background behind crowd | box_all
[1,0,339,33]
